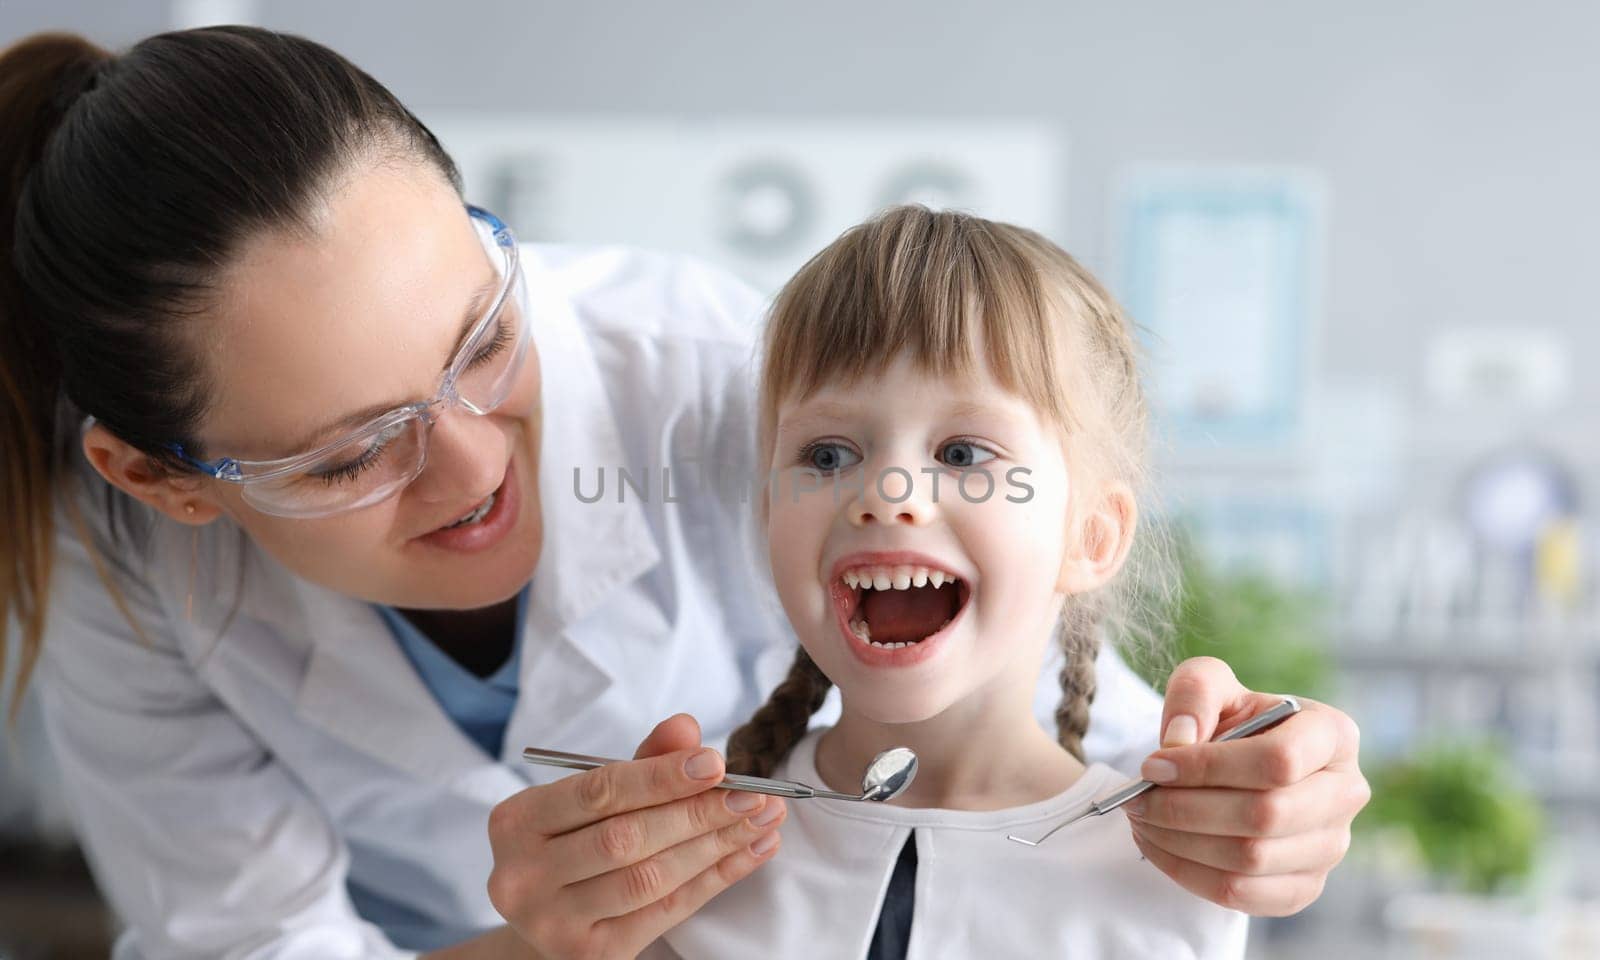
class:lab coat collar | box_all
[501,248,665,757]
[518,248,662,641]
[293,572,496,788]
[164,516,501,792]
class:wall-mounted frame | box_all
[1114,169,1326,450]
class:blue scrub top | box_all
[374,586,529,759]
[354,588,529,945]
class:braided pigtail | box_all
[725,648,833,777]
[1053,602,1103,763]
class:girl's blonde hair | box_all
[727,205,1173,776]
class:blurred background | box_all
[3,1,1598,957]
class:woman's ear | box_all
[1057,481,1138,595]
[81,423,224,526]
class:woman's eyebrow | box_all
[279,276,499,455]
[283,397,402,455]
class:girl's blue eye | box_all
[803,442,861,473]
[938,440,997,468]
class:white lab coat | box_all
[650,729,1248,959]
[35,244,1163,959]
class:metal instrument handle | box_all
[1009,696,1304,846]
[1089,696,1302,817]
[521,747,827,799]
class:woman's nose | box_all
[409,407,506,505]
[850,464,935,527]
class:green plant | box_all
[1124,529,1333,700]
[1361,741,1543,895]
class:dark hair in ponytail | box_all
[0,27,462,719]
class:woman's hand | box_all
[487,714,786,960]
[1126,657,1371,916]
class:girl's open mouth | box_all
[829,553,972,666]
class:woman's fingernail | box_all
[726,791,763,813]
[751,798,785,827]
[1141,758,1179,784]
[1163,715,1199,747]
[1124,797,1146,818]
[684,749,721,780]
[751,831,780,855]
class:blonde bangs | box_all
[759,206,1084,460]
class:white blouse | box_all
[653,729,1249,960]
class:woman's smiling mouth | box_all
[828,552,973,667]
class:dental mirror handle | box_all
[521,747,857,801]
[1009,696,1303,846]
[1093,696,1303,817]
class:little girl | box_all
[649,206,1247,959]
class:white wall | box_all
[7,1,1595,458]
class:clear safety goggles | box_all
[166,205,530,519]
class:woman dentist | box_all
[0,25,1369,960]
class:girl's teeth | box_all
[840,564,961,591]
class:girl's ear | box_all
[81,422,224,526]
[1057,481,1138,595]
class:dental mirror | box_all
[855,746,919,802]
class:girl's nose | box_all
[408,406,506,506]
[850,466,935,527]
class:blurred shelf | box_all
[1331,643,1600,670]
[1330,619,1600,670]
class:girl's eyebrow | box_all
[775,399,859,434]
[775,397,1019,438]
[942,399,1013,423]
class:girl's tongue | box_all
[861,584,962,645]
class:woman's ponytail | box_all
[2,24,469,720]
[1,34,113,720]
